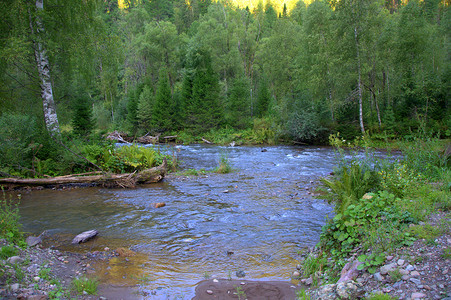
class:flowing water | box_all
[15,145,346,298]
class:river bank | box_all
[293,212,451,299]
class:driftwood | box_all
[72,230,98,244]
[201,137,213,144]
[163,135,178,142]
[0,159,167,189]
[106,130,131,144]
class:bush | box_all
[0,113,38,176]
[0,190,25,246]
[320,191,415,265]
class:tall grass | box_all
[0,189,25,246]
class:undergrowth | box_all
[313,132,450,280]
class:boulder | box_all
[313,280,364,300]
[26,236,42,247]
[71,230,98,244]
[338,260,363,283]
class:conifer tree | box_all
[152,68,173,132]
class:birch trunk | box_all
[32,0,61,137]
[354,27,365,134]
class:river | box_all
[16,145,342,298]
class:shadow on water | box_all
[14,145,354,298]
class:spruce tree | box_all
[72,97,94,136]
[152,68,173,132]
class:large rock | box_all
[71,230,98,244]
[7,256,24,264]
[26,236,42,247]
[380,263,397,275]
[313,280,364,300]
[338,260,363,283]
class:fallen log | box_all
[201,137,213,144]
[0,159,167,189]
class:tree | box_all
[183,48,223,133]
[227,76,251,128]
[152,68,174,132]
[72,96,95,136]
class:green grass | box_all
[366,293,397,300]
[0,245,18,259]
[72,277,98,295]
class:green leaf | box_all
[357,254,367,262]
[357,264,365,270]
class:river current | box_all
[16,145,342,298]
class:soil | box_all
[193,279,300,300]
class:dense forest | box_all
[0,0,449,176]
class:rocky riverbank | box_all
[295,212,451,299]
[0,238,117,299]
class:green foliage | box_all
[39,267,52,281]
[321,160,381,214]
[0,245,18,260]
[287,108,324,143]
[72,96,95,136]
[0,113,37,176]
[0,191,25,247]
[80,143,170,174]
[301,254,327,279]
[366,293,397,300]
[216,153,233,174]
[408,223,442,244]
[296,288,311,300]
[441,247,451,260]
[379,162,423,198]
[72,277,98,295]
[320,191,415,263]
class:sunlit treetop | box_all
[118,0,314,14]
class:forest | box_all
[0,0,449,177]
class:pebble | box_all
[213,279,219,283]
[374,272,384,281]
[411,292,426,299]
[381,263,397,275]
[402,275,410,281]
[386,255,394,261]
[398,259,405,266]
[400,269,409,275]
[10,283,20,292]
[406,265,415,271]
[410,278,421,286]
[410,271,420,277]
[33,276,40,282]
[206,290,213,295]
[292,271,301,277]
[236,270,245,278]
[7,256,24,264]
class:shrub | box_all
[0,190,25,246]
[216,153,233,174]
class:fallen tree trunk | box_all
[0,159,167,189]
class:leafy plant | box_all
[39,267,52,280]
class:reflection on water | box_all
[14,145,345,298]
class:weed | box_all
[227,270,232,280]
[0,245,18,259]
[301,254,327,278]
[72,277,98,295]
[203,272,210,280]
[13,263,25,282]
[408,224,442,244]
[234,285,246,300]
[366,292,397,300]
[296,288,311,300]
[39,267,52,280]
[216,153,233,174]
[0,189,25,246]
[388,269,402,283]
[441,248,451,259]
